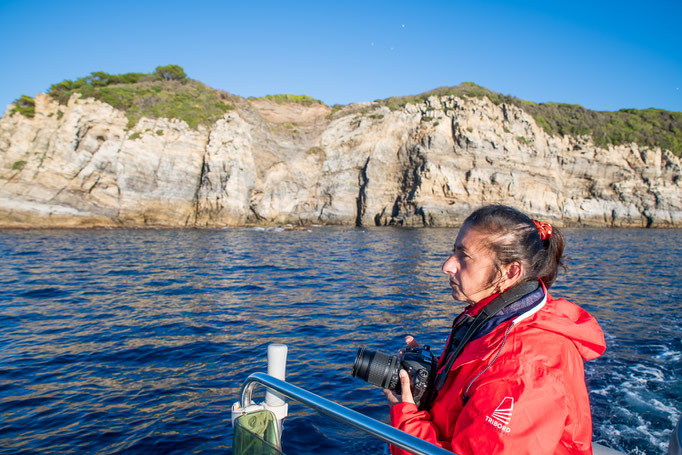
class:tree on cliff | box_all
[154,65,187,81]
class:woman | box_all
[385,205,606,455]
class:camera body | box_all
[352,345,438,409]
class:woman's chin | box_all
[451,289,476,305]
[451,289,464,302]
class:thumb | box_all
[399,370,415,404]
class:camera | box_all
[352,344,437,409]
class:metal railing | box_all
[240,372,454,455]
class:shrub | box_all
[518,102,682,156]
[261,94,323,105]
[306,146,325,157]
[377,82,517,111]
[10,95,36,118]
[12,160,27,170]
[46,66,233,129]
[326,104,346,120]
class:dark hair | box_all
[463,204,565,288]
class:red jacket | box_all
[390,286,606,455]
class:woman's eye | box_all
[454,250,468,261]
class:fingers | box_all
[384,388,400,408]
[399,370,415,405]
[384,371,416,407]
[405,335,420,348]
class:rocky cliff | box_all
[1,93,681,228]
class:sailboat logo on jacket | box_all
[485,397,513,433]
[492,397,513,424]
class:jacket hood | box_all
[531,292,606,361]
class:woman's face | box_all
[442,224,502,304]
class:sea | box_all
[0,227,680,455]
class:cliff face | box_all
[1,93,680,228]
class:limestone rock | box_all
[1,93,680,228]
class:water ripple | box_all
[0,227,680,454]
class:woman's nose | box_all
[442,255,458,274]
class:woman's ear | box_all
[496,262,523,293]
[506,262,523,282]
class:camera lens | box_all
[352,347,401,390]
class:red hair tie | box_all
[532,219,553,241]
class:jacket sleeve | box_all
[390,403,453,455]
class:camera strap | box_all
[433,280,540,393]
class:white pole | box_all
[265,344,288,407]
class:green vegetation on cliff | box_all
[379,82,514,111]
[257,94,324,105]
[47,65,234,129]
[379,82,682,156]
[8,70,680,156]
[10,95,36,118]
[520,102,682,156]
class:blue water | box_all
[0,228,680,454]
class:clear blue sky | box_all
[1,0,681,112]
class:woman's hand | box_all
[383,370,415,408]
[384,335,419,408]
